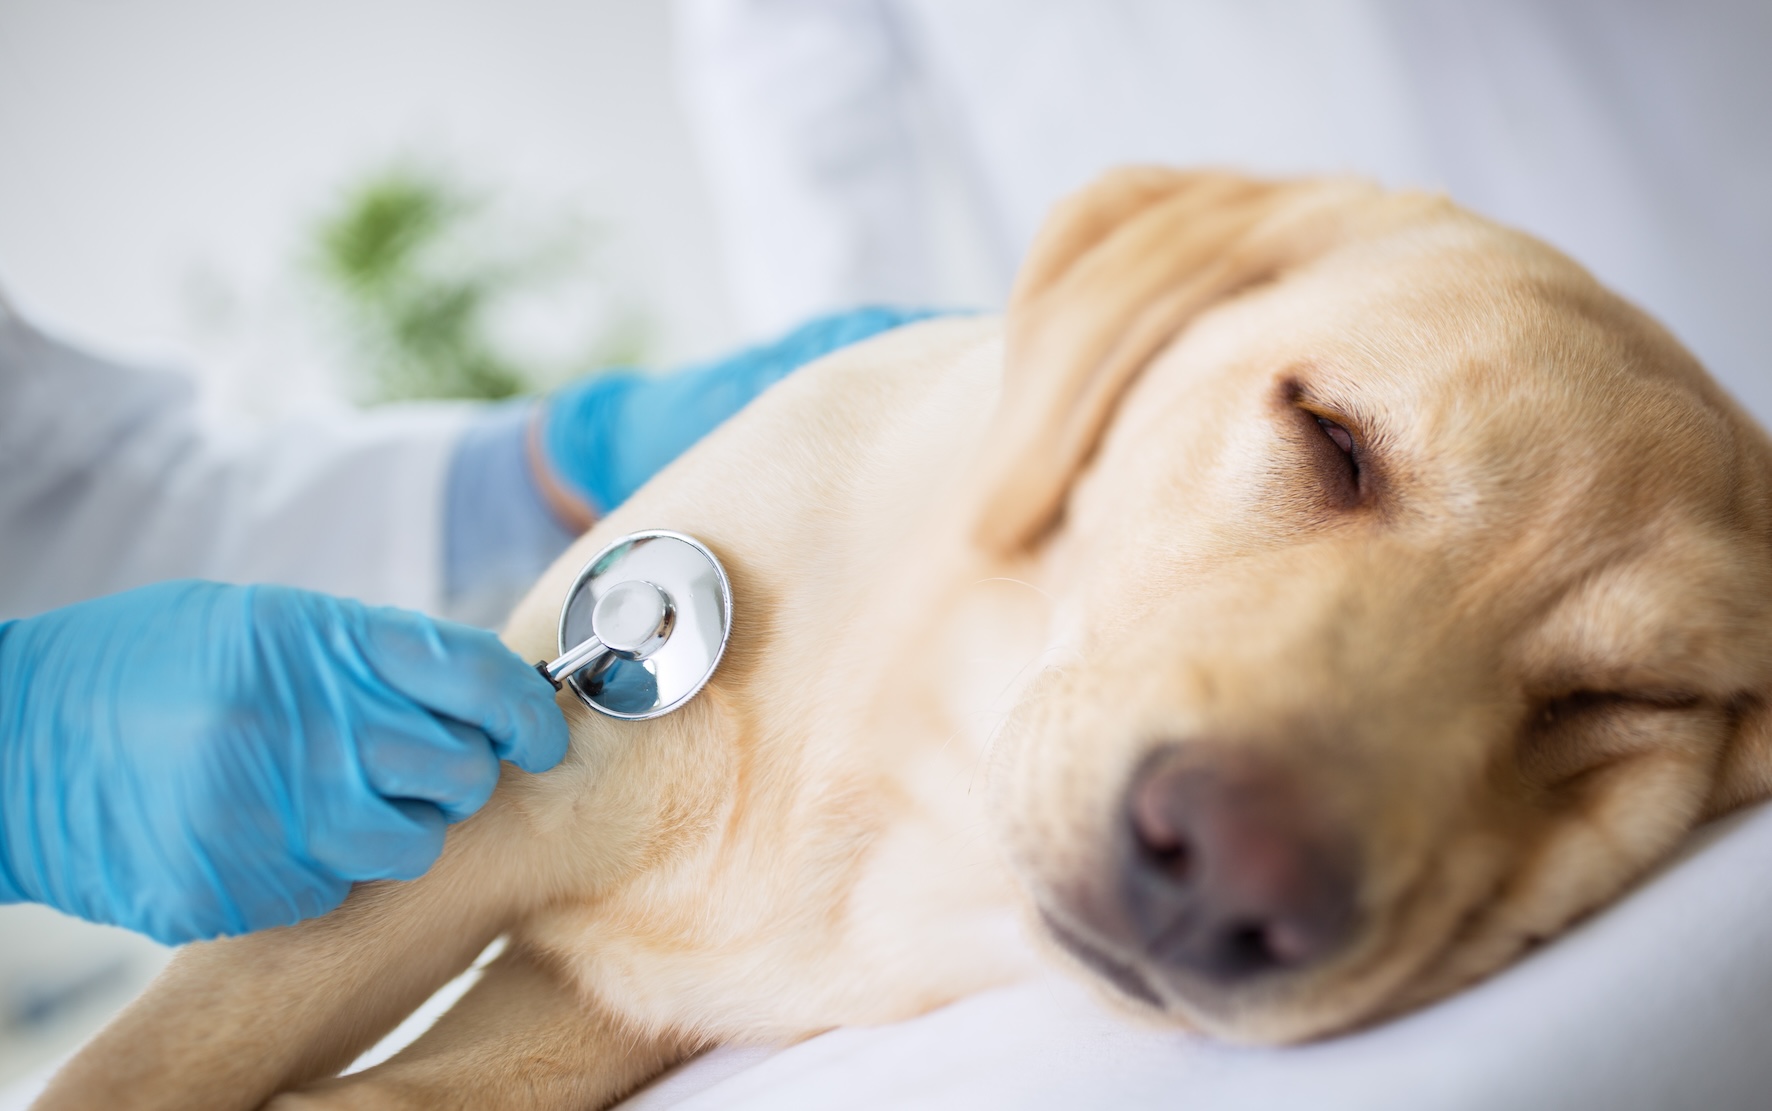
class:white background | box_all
[0,0,739,415]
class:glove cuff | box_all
[536,371,643,522]
[526,403,596,532]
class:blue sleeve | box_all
[442,402,578,624]
[541,306,946,515]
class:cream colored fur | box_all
[36,170,1772,1109]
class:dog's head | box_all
[978,169,1772,1043]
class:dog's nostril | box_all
[1131,789,1195,878]
[1142,837,1192,876]
[1259,918,1317,966]
[1225,922,1276,969]
[1217,918,1314,976]
[1116,748,1359,986]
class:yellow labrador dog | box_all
[38,170,1772,1110]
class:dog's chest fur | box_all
[502,318,1048,1041]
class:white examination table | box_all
[7,803,1771,1111]
[616,801,1772,1111]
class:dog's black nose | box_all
[1118,749,1357,983]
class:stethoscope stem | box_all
[537,634,608,691]
[534,576,679,693]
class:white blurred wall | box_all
[0,0,738,415]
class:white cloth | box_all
[676,0,1772,424]
[0,295,468,622]
[4,804,1767,1108]
[614,801,1772,1111]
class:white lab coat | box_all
[0,293,468,622]
[676,0,1772,425]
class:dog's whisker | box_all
[971,575,1056,602]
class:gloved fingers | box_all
[305,794,448,883]
[355,606,570,775]
[356,715,502,824]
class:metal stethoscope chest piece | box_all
[535,530,733,720]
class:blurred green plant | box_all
[308,161,646,403]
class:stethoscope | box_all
[534,530,733,720]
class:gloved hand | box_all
[0,580,568,945]
[538,305,943,518]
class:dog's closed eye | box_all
[1519,689,1706,788]
[1299,409,1364,508]
[1276,377,1373,511]
[1536,689,1701,726]
[1317,417,1354,456]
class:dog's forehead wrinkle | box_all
[1101,313,1707,601]
[1297,262,1701,435]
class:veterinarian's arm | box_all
[443,304,939,619]
[531,304,943,520]
[0,296,469,622]
[0,579,568,945]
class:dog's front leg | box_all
[32,789,544,1111]
[267,941,690,1111]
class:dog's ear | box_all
[971,168,1414,553]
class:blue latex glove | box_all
[0,580,568,944]
[541,305,944,516]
